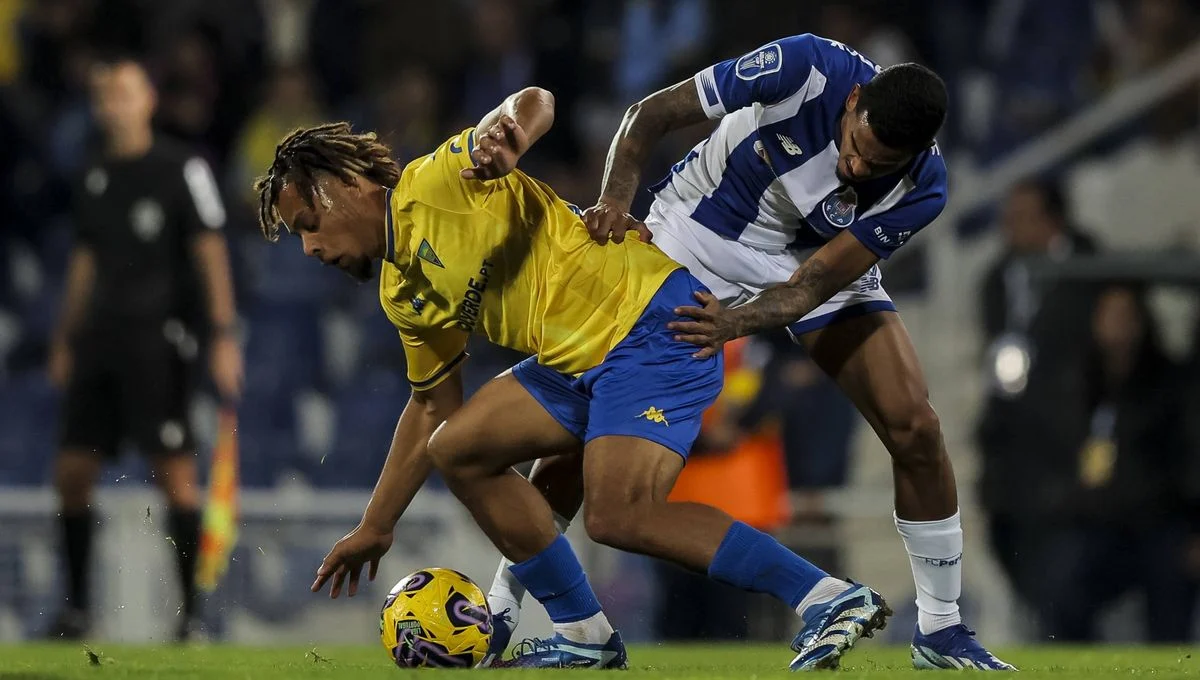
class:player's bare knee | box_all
[883,401,943,467]
[582,495,646,551]
[426,426,483,479]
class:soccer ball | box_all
[380,567,492,668]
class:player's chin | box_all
[345,257,375,282]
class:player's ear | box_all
[846,85,861,113]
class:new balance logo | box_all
[777,134,803,156]
[638,407,669,426]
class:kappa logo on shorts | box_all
[637,407,670,426]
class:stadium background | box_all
[1,0,1198,647]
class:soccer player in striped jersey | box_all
[488,34,1015,671]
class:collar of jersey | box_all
[384,187,395,263]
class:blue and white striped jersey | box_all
[649,33,947,258]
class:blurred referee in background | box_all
[45,55,242,641]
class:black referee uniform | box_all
[61,140,224,456]
[51,138,227,641]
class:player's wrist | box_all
[359,511,397,536]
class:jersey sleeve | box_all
[398,324,470,391]
[847,185,946,259]
[406,128,500,213]
[179,156,227,235]
[693,34,825,118]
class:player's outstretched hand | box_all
[461,115,529,181]
[668,290,738,359]
[581,201,652,245]
[311,523,394,599]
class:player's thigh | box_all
[798,310,934,438]
[582,435,685,511]
[428,361,583,476]
[120,327,194,456]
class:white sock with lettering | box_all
[487,513,572,630]
[895,510,963,635]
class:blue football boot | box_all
[911,624,1017,670]
[496,631,628,669]
[789,583,892,671]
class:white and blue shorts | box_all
[645,202,896,340]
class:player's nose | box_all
[845,157,868,180]
[301,237,320,260]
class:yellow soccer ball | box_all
[380,567,492,668]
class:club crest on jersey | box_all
[416,239,444,268]
[735,43,782,81]
[821,187,858,227]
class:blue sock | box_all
[508,535,601,624]
[708,521,828,609]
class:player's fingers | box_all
[460,168,479,180]
[693,290,718,307]
[672,334,712,346]
[667,320,711,335]
[670,306,712,321]
[328,564,348,599]
[692,346,719,359]
[368,558,379,582]
[633,221,653,242]
[347,564,362,597]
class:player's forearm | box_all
[726,233,882,338]
[192,232,238,334]
[726,259,846,338]
[54,247,95,342]
[503,87,555,149]
[599,81,707,211]
[360,387,463,533]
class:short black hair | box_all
[856,63,947,153]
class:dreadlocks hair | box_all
[254,122,402,242]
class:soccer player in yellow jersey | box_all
[256,88,881,669]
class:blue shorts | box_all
[513,269,724,459]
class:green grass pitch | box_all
[0,643,1195,679]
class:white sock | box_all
[794,577,850,618]
[554,611,615,645]
[895,510,963,635]
[487,513,573,628]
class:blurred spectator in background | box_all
[45,57,241,641]
[977,178,1100,611]
[230,64,325,208]
[980,179,1099,349]
[1028,283,1198,642]
[737,331,856,525]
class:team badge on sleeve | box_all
[736,43,783,81]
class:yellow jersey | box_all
[379,128,681,390]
